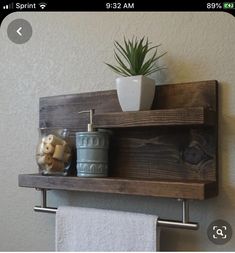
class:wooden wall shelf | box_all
[19,80,219,200]
[18,174,217,200]
[93,107,215,128]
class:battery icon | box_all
[223,2,235,9]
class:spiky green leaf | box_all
[106,36,167,76]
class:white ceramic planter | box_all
[116,75,156,111]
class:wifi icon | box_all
[39,2,47,9]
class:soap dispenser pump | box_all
[79,109,94,132]
[76,109,109,177]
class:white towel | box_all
[56,206,160,252]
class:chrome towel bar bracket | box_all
[34,189,199,230]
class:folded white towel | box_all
[56,206,159,252]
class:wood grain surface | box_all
[93,107,216,128]
[18,174,218,200]
[23,80,219,199]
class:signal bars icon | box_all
[2,3,14,9]
[39,2,47,9]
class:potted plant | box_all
[106,37,166,111]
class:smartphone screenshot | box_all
[0,0,234,251]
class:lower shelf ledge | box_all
[18,174,218,200]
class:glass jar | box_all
[36,128,72,175]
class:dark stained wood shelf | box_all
[20,80,218,201]
[93,107,216,128]
[18,174,217,200]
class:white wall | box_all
[0,12,235,251]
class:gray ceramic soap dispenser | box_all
[76,109,109,177]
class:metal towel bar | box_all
[34,189,199,230]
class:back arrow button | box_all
[17,27,22,36]
[7,19,32,44]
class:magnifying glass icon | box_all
[216,228,224,237]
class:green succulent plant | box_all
[105,36,166,77]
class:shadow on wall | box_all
[150,55,204,84]
[213,80,235,221]
[216,81,235,199]
[160,228,201,251]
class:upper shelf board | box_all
[39,80,218,131]
[93,107,216,128]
